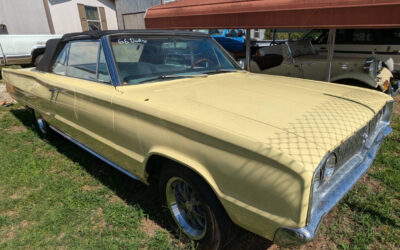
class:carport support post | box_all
[325,29,336,82]
[245,28,251,70]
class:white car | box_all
[304,29,400,78]
[0,34,61,67]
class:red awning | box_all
[145,0,400,29]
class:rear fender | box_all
[331,72,377,89]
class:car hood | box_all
[117,72,392,170]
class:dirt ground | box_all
[0,84,15,105]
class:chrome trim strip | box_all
[49,125,140,181]
[273,122,392,247]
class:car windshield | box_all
[287,39,317,58]
[110,35,240,85]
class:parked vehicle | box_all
[251,39,399,95]
[196,29,246,53]
[194,29,270,65]
[2,30,395,248]
[0,34,61,67]
[303,29,400,79]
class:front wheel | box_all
[159,165,235,249]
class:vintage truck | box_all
[2,30,395,249]
[251,39,399,95]
[0,34,61,67]
[303,29,400,79]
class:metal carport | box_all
[144,0,400,82]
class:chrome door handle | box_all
[49,87,60,100]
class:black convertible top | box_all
[61,29,208,40]
[37,29,208,72]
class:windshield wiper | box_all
[203,69,238,74]
[136,74,208,84]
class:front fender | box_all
[142,143,313,241]
[143,146,220,194]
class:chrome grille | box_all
[336,107,383,166]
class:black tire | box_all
[34,54,43,67]
[159,164,236,249]
[32,109,53,139]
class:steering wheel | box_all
[191,58,214,69]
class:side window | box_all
[315,31,328,44]
[98,48,111,83]
[378,29,400,44]
[335,29,350,44]
[350,30,375,44]
[67,41,100,80]
[52,44,69,75]
[305,30,324,43]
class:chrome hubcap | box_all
[166,177,207,240]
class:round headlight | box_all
[325,153,337,168]
[314,153,338,189]
[323,153,337,180]
[363,62,374,73]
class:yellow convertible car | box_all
[2,30,395,249]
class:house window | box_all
[254,29,260,38]
[85,6,101,31]
[77,4,108,31]
[0,24,7,34]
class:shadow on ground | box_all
[10,107,274,250]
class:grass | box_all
[0,94,399,249]
[0,103,184,249]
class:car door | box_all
[63,40,114,154]
[70,40,141,176]
[44,42,77,133]
[266,43,304,78]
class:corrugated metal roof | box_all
[145,0,400,29]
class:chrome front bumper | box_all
[273,122,392,247]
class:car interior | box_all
[113,39,223,84]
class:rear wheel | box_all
[159,165,235,249]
